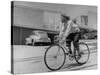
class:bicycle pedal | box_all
[69,56,74,61]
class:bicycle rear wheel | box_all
[74,42,90,65]
[44,44,66,71]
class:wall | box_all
[14,1,97,19]
[44,11,61,31]
[14,6,44,29]
[12,26,21,45]
[13,1,97,31]
[12,26,34,45]
[88,12,97,30]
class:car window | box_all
[39,31,48,38]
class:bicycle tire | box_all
[44,44,66,71]
[74,42,90,65]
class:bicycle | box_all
[44,36,90,71]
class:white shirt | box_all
[59,20,80,37]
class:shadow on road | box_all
[61,62,97,71]
[62,63,82,69]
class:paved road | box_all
[13,40,97,74]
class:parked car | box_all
[82,31,97,39]
[25,31,51,46]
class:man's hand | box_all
[58,35,66,45]
[61,37,66,44]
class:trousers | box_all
[66,32,81,53]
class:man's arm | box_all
[59,23,64,36]
[64,21,72,38]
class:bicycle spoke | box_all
[44,45,66,71]
[75,43,90,64]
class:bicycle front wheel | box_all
[74,42,90,65]
[44,44,66,71]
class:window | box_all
[81,15,88,25]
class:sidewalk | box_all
[13,39,97,60]
[80,39,97,43]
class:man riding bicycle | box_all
[59,14,81,55]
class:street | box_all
[13,40,97,74]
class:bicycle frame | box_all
[54,36,76,56]
[62,45,69,53]
[56,40,70,56]
[44,38,90,71]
